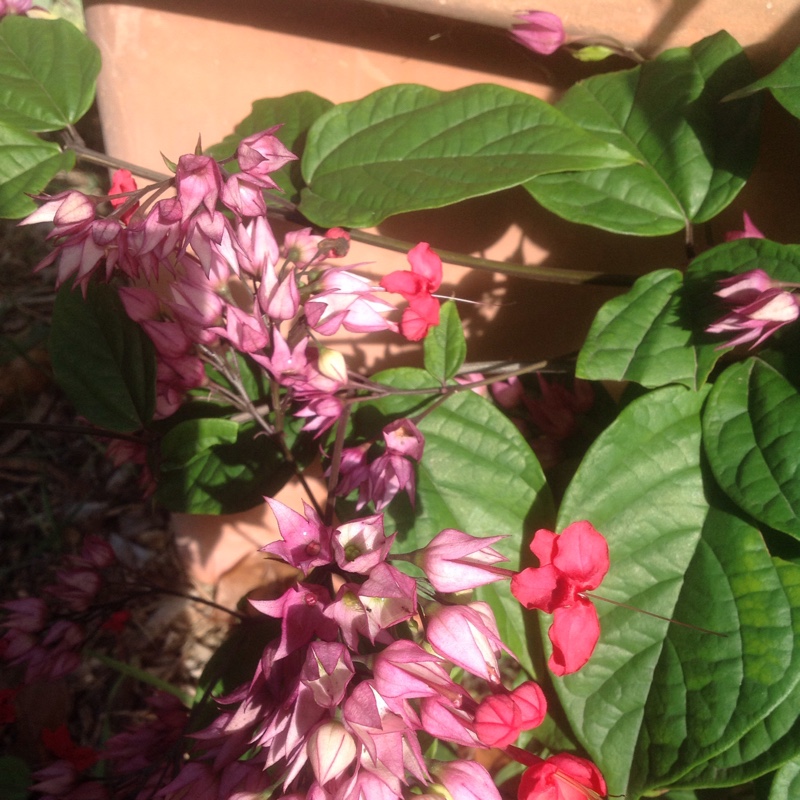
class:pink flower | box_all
[518,753,607,800]
[307,721,357,786]
[511,521,609,676]
[431,760,502,800]
[425,601,511,684]
[706,269,800,348]
[406,528,509,593]
[380,242,443,341]
[261,497,332,574]
[511,11,566,55]
[237,126,297,191]
[0,0,32,18]
[725,211,765,241]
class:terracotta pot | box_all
[82,1,800,585]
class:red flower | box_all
[109,168,139,224]
[380,242,442,341]
[511,521,609,676]
[518,752,607,800]
[41,724,99,772]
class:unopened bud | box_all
[307,720,357,785]
[317,348,348,384]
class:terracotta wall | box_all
[84,0,800,364]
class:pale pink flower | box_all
[333,515,395,574]
[307,721,357,786]
[406,528,509,593]
[425,601,512,684]
[237,126,297,191]
[431,759,502,800]
[175,154,223,223]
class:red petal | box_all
[407,241,442,291]
[548,599,600,676]
[552,521,609,591]
[380,269,426,299]
[530,528,558,567]
[511,563,559,613]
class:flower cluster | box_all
[333,418,425,511]
[0,536,118,684]
[21,130,430,432]
[147,502,606,799]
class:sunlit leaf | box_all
[299,83,635,227]
[0,16,100,131]
[0,123,73,218]
[525,32,759,235]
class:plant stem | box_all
[85,650,193,706]
[64,142,635,287]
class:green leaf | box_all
[677,675,800,787]
[299,83,636,228]
[726,45,800,120]
[156,418,298,514]
[0,122,73,218]
[359,368,552,676]
[703,359,800,540]
[423,301,466,383]
[770,756,800,800]
[525,32,759,235]
[0,16,100,131]
[50,281,156,432]
[206,91,333,201]
[686,238,800,287]
[555,386,800,798]
[576,269,720,390]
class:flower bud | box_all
[307,720,356,786]
[317,347,348,384]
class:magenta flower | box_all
[725,211,765,242]
[511,10,566,56]
[706,269,800,348]
[511,521,609,676]
[261,497,332,574]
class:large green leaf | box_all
[726,44,800,120]
[525,32,759,235]
[677,676,800,788]
[50,282,156,432]
[0,16,100,131]
[298,83,636,228]
[356,367,553,675]
[703,358,800,540]
[206,91,333,201]
[554,386,800,798]
[156,417,300,514]
[0,122,73,218]
[576,269,720,390]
